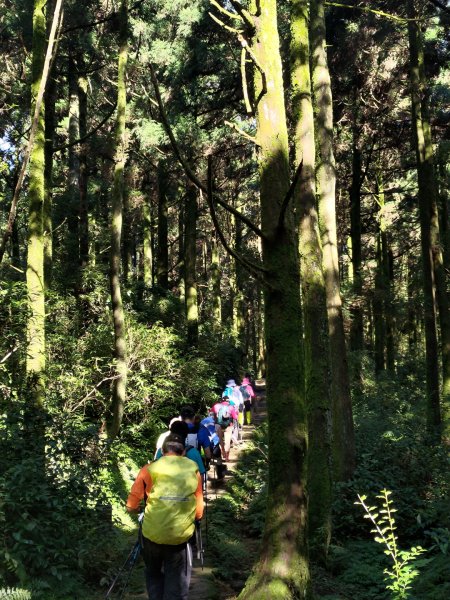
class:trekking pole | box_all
[195,521,204,570]
[202,472,208,544]
[105,514,143,599]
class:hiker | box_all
[223,379,244,442]
[201,415,226,480]
[180,405,213,467]
[240,376,255,425]
[154,420,206,477]
[154,416,181,459]
[210,397,238,461]
[127,434,204,600]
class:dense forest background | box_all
[0,0,449,599]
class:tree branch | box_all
[208,11,243,35]
[278,160,303,230]
[0,0,64,264]
[427,0,450,13]
[324,2,409,22]
[53,104,116,152]
[224,120,258,144]
[149,62,265,239]
[210,0,242,20]
[228,0,256,32]
[206,157,268,281]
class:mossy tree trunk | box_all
[211,229,221,328]
[143,178,153,289]
[78,72,89,270]
[107,0,128,441]
[238,1,311,598]
[43,2,55,290]
[185,179,198,347]
[349,119,364,387]
[310,0,355,481]
[156,162,169,290]
[234,202,246,349]
[374,230,386,375]
[178,201,185,304]
[67,46,80,287]
[291,0,331,560]
[408,0,446,439]
[26,0,47,405]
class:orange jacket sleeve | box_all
[195,472,204,520]
[126,464,153,512]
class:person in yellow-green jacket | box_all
[126,434,204,600]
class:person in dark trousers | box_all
[126,434,204,600]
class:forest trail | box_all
[122,381,266,600]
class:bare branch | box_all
[210,0,242,20]
[149,62,265,239]
[224,120,258,144]
[208,11,243,34]
[53,104,116,152]
[229,0,256,31]
[324,2,409,22]
[0,0,64,264]
[278,160,303,230]
[0,345,19,364]
[69,375,120,413]
[240,48,253,115]
[206,157,268,280]
[427,0,450,13]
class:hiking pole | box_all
[195,521,204,570]
[204,474,208,544]
[104,539,140,599]
[105,515,143,599]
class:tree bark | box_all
[311,0,355,481]
[43,4,56,290]
[156,162,169,290]
[238,2,311,597]
[26,0,48,406]
[143,179,153,288]
[185,179,198,347]
[78,73,89,269]
[408,0,444,439]
[67,45,80,285]
[107,0,128,441]
[211,230,222,328]
[291,0,331,560]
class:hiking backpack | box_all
[217,404,232,428]
[240,385,251,401]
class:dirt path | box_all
[123,381,266,600]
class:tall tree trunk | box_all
[67,46,80,286]
[143,179,153,288]
[291,0,331,560]
[211,229,222,328]
[311,0,355,481]
[107,0,128,441]
[349,120,364,385]
[26,0,47,405]
[122,176,131,284]
[239,2,311,597]
[43,8,55,290]
[156,163,169,290]
[178,202,185,303]
[185,179,198,347]
[374,231,385,375]
[234,200,246,348]
[78,73,89,270]
[408,0,444,439]
[256,281,266,378]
